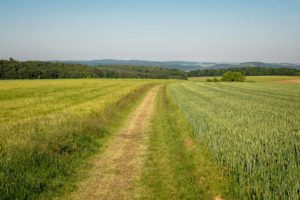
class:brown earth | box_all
[66,86,160,200]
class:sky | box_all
[0,0,300,63]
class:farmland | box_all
[2,0,300,199]
[0,77,299,199]
[0,79,160,199]
[169,79,300,199]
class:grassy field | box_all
[137,86,233,199]
[246,75,300,82]
[169,80,300,199]
[1,77,299,199]
[189,75,300,82]
[0,79,160,199]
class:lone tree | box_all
[221,71,245,82]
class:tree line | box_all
[1,59,299,80]
[0,59,187,79]
[188,66,300,77]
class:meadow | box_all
[189,75,300,82]
[0,79,159,199]
[169,79,300,199]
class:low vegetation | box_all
[207,71,246,82]
[221,71,245,82]
[137,86,232,199]
[191,75,300,82]
[170,80,300,199]
[1,76,299,199]
[0,79,159,199]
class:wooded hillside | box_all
[0,59,187,79]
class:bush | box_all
[207,77,220,82]
[213,77,219,82]
[221,71,245,82]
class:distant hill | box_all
[188,66,300,77]
[200,62,300,70]
[240,62,300,69]
[2,59,299,79]
[58,59,203,71]
[54,59,300,71]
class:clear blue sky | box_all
[0,0,300,62]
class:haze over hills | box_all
[56,59,202,71]
[55,59,300,71]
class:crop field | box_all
[189,75,300,82]
[0,79,158,198]
[169,80,300,199]
[1,77,299,199]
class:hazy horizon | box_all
[1,0,300,63]
[3,58,300,65]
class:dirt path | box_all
[68,86,160,200]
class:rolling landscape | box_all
[1,1,300,200]
[54,59,300,71]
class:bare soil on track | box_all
[68,86,160,200]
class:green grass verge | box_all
[137,85,234,199]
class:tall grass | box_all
[170,81,300,199]
[0,79,156,199]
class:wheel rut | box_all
[68,86,160,200]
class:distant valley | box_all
[55,59,300,71]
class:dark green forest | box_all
[188,66,300,77]
[0,59,187,79]
[1,59,299,80]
